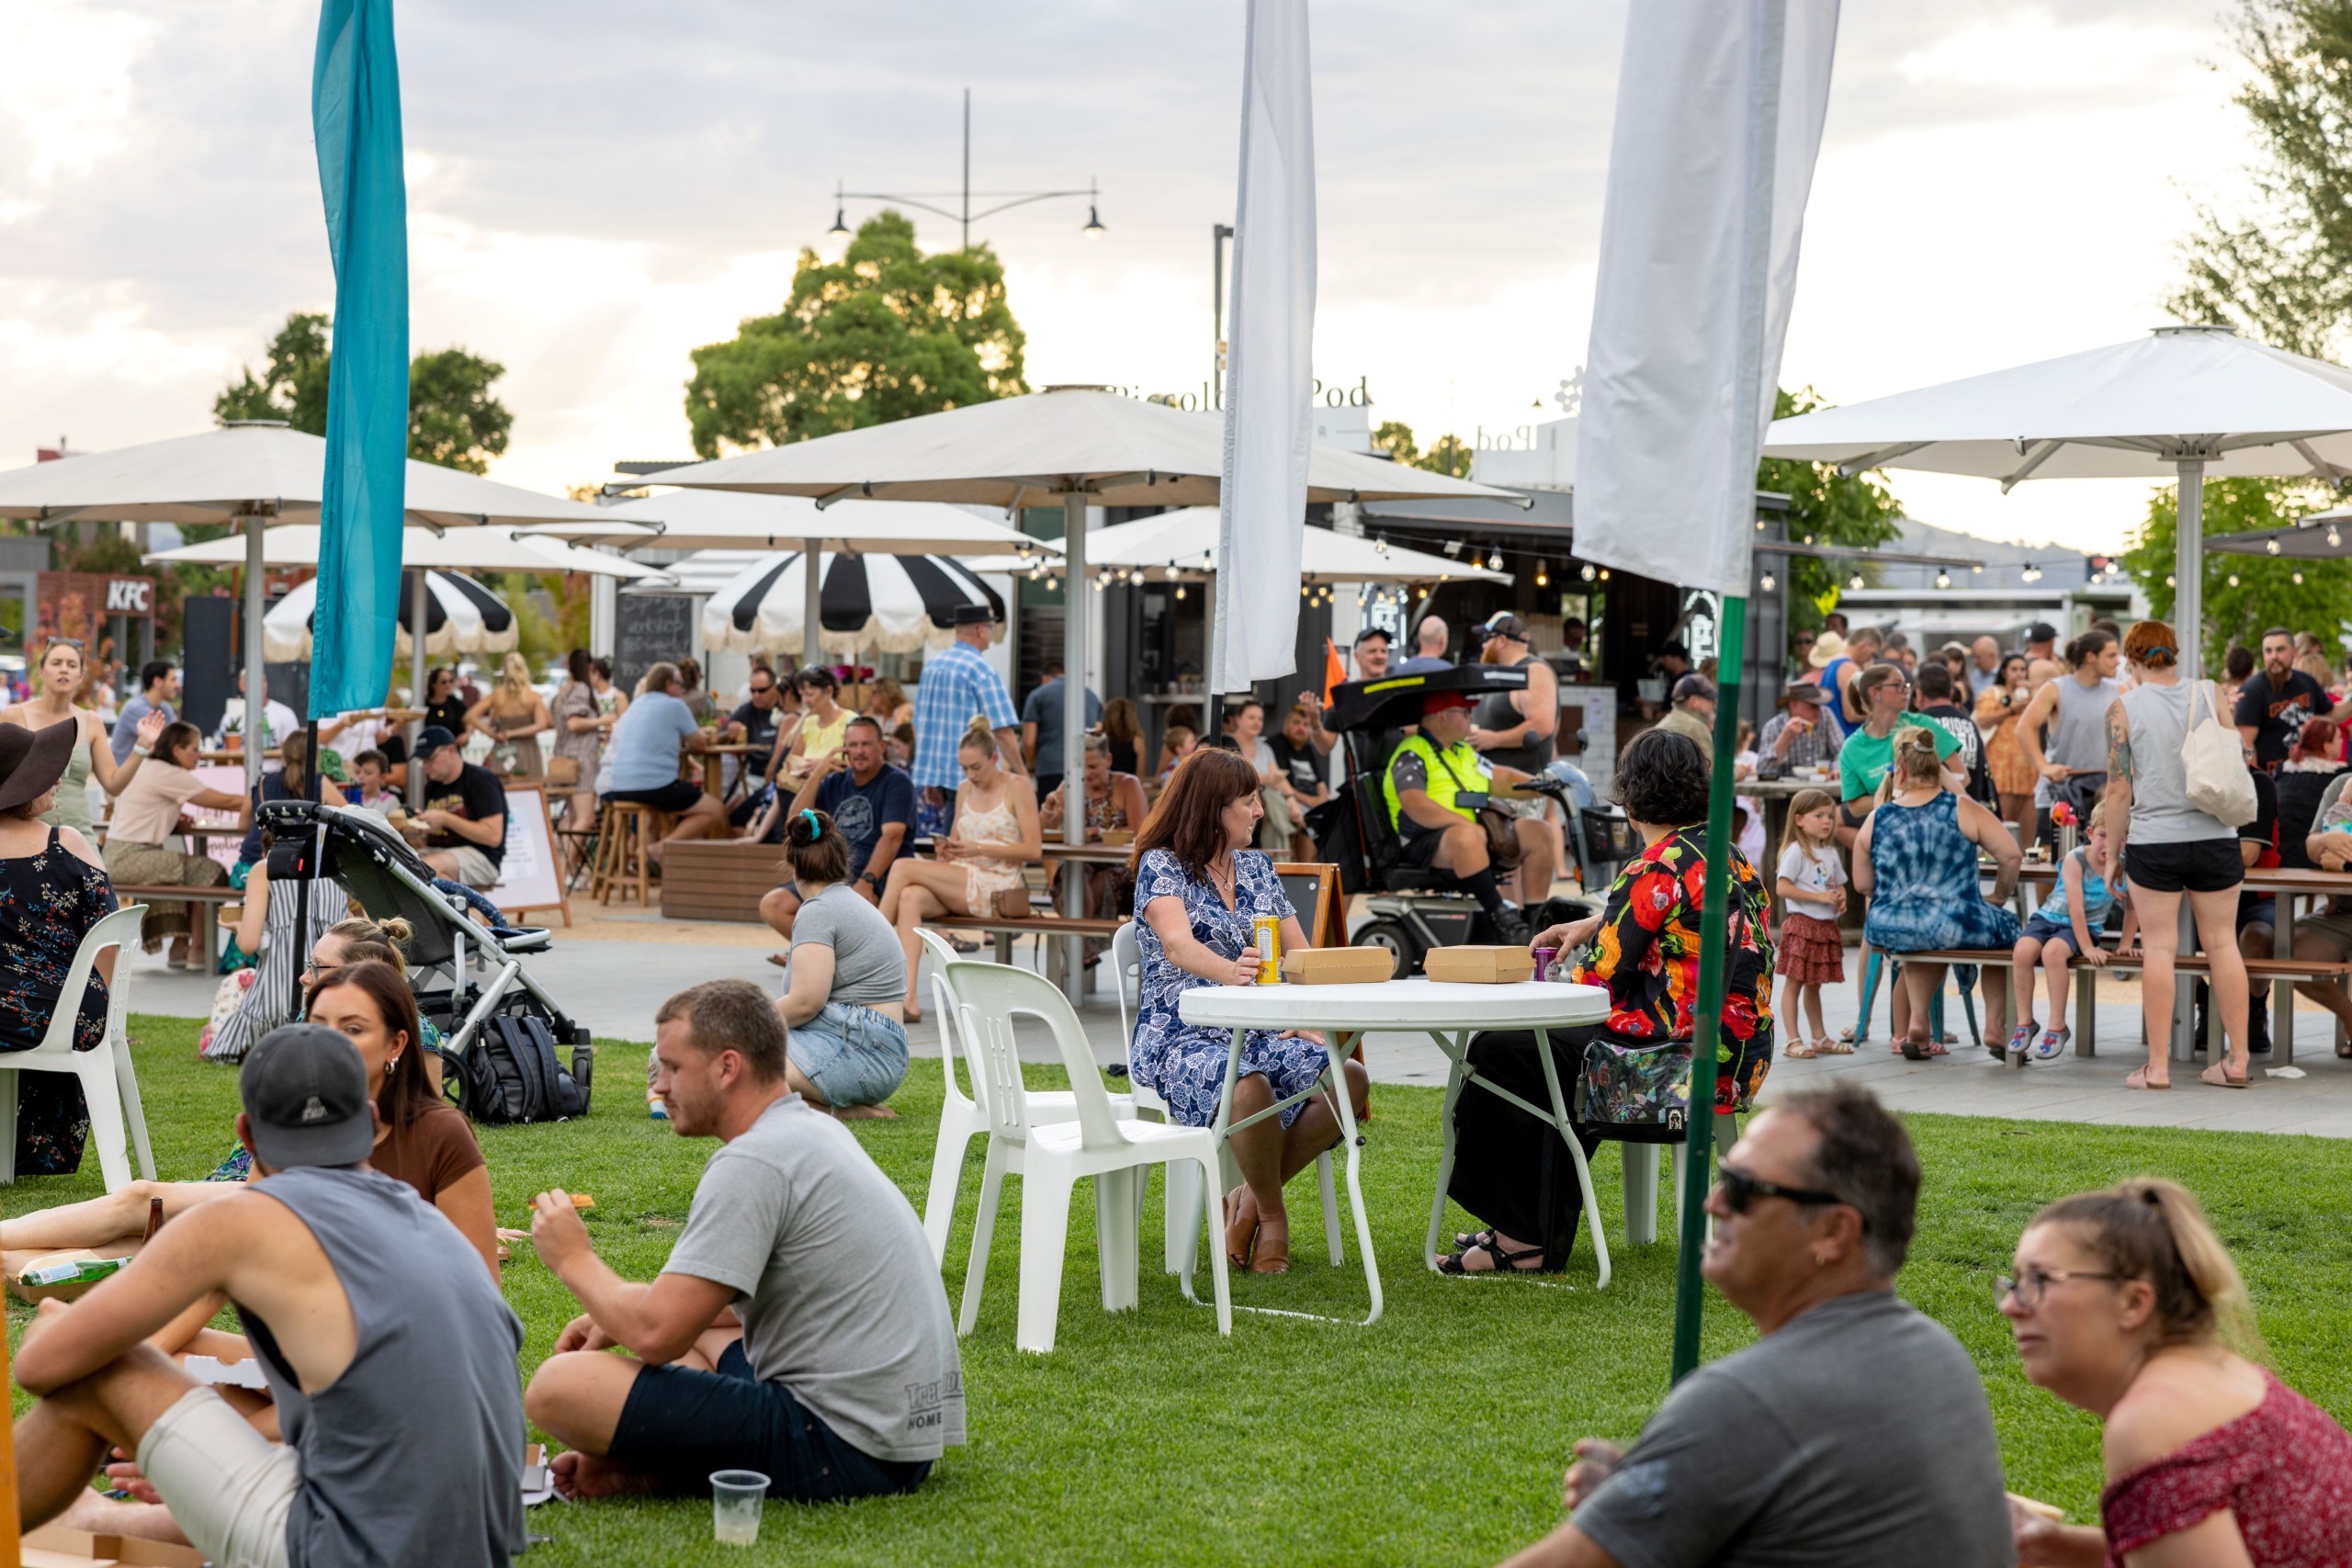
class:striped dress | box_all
[202,876,351,1063]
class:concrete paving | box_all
[121,901,2352,1137]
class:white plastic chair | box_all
[948,959,1229,1354]
[1109,921,1343,1274]
[915,929,1132,1266]
[0,905,155,1190]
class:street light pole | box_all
[831,90,1104,251]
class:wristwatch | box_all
[861,872,883,889]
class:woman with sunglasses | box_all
[1,637,170,840]
[2002,1179,2352,1565]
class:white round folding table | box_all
[1178,976,1611,1324]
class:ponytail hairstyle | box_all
[782,807,852,887]
[1778,786,1838,868]
[2123,618,2178,671]
[328,913,413,971]
[958,713,999,763]
[2032,1178,2262,1357]
[1878,725,1947,804]
[2063,630,2115,671]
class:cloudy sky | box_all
[0,1,2261,553]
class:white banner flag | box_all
[1574,0,1838,596]
[1214,0,1317,692]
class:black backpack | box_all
[440,1014,594,1125]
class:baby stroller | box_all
[256,798,591,1055]
[1314,666,1615,976]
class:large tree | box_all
[213,311,515,473]
[2145,0,2352,668]
[1370,421,1472,478]
[684,211,1027,457]
[1758,387,1905,631]
[2168,0,2352,356]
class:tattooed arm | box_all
[2101,696,2133,879]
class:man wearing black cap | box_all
[14,1023,526,1566]
[2021,621,2058,665]
[1351,624,1394,682]
[1473,613,1565,905]
[910,604,1023,815]
[412,723,508,889]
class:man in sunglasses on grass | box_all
[1497,1082,2013,1567]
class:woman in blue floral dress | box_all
[1129,748,1367,1275]
[1856,725,2022,1060]
[0,718,121,1176]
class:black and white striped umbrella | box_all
[263,570,517,660]
[700,551,1004,656]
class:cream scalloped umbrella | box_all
[0,422,644,786]
[1764,324,2352,677]
[639,387,1521,997]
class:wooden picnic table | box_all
[2016,861,2352,1064]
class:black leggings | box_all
[1447,1026,1608,1272]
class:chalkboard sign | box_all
[615,593,697,696]
[486,783,568,924]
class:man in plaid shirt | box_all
[1757,676,1838,773]
[910,605,1025,806]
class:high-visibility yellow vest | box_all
[1382,732,1492,829]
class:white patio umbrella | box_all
[143,522,660,579]
[700,550,1005,656]
[556,487,1055,676]
[1080,506,1511,584]
[639,387,1521,995]
[0,422,632,786]
[1763,323,2352,677]
[264,570,516,661]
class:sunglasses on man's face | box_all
[1713,1164,1846,1216]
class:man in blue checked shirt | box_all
[910,606,1025,818]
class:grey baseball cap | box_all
[241,1023,375,1168]
[1671,673,1716,703]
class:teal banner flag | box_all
[310,0,409,718]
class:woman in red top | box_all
[2003,1179,2352,1566]
[1440,728,1775,1274]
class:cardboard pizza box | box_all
[22,1525,209,1566]
[1281,947,1399,985]
[1423,944,1537,984]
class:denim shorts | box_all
[791,1001,910,1108]
[2021,913,2078,948]
[610,1340,931,1503]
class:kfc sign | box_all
[104,579,153,615]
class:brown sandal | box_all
[1223,1188,1259,1269]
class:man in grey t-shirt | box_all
[526,980,962,1501]
[1498,1084,2012,1568]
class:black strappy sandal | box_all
[1453,1227,1498,1253]
[1437,1237,1546,1275]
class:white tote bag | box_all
[2182,680,2259,828]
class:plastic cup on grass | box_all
[709,1470,769,1546]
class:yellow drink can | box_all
[1252,914,1282,984]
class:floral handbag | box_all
[1577,1033,1772,1145]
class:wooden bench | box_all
[113,885,242,970]
[1901,947,2352,1061]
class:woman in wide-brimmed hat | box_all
[0,716,126,1176]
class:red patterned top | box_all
[2102,1371,2352,1566]
[1566,827,1774,1105]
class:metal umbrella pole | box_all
[1059,491,1089,1004]
[802,538,823,673]
[243,513,267,795]
[410,567,429,756]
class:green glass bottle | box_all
[19,1256,131,1289]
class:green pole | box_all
[1668,592,1746,1382]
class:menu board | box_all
[616,592,697,696]
[486,782,568,923]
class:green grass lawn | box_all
[11,1016,2352,1566]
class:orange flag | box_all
[1323,637,1347,705]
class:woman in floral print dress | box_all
[1128,748,1369,1276]
[1441,728,1775,1274]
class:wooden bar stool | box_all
[593,802,671,908]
